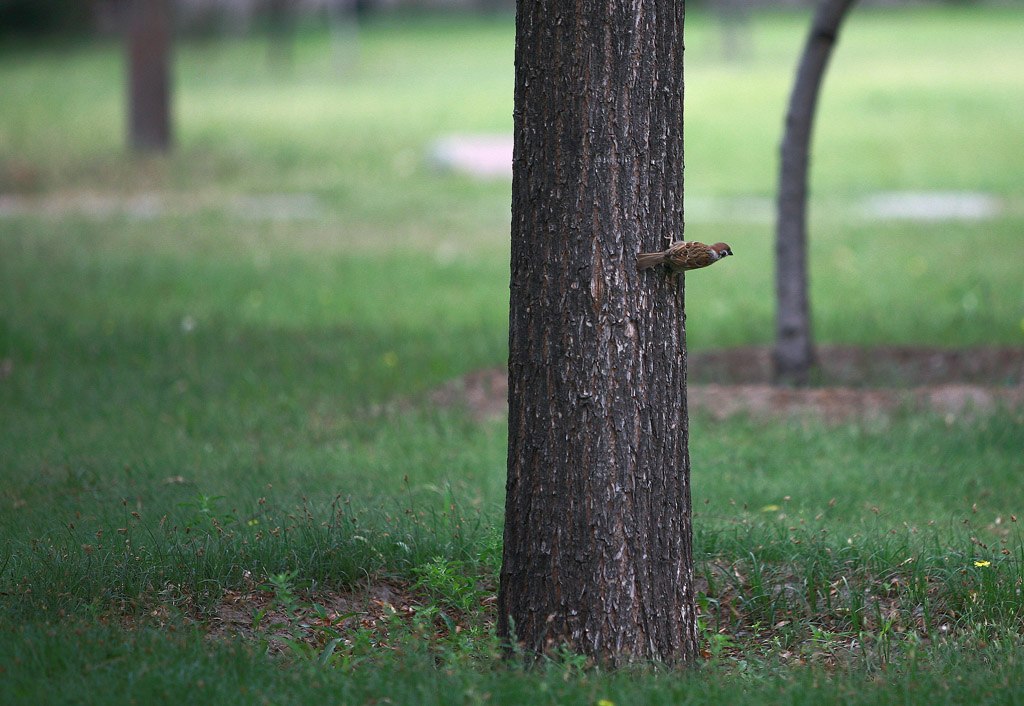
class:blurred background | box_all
[1,0,1022,531]
[2,4,1023,697]
[2,0,1021,344]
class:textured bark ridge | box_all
[499,0,696,665]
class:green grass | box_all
[2,5,1024,705]
[684,6,1024,197]
[4,620,1024,706]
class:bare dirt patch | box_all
[203,579,468,655]
[208,581,402,644]
[194,568,951,670]
[690,345,1024,387]
[430,346,1024,423]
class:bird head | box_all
[711,242,733,259]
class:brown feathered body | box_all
[637,241,733,273]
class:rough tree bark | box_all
[774,0,855,385]
[127,0,173,153]
[498,0,696,665]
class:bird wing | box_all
[672,241,715,270]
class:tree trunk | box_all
[266,0,295,71]
[714,0,753,63]
[127,0,172,153]
[773,0,855,385]
[499,0,696,666]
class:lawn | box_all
[1,5,1023,705]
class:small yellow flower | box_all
[597,700,615,706]
[760,505,780,512]
[248,519,259,526]
[383,352,398,368]
[974,560,991,567]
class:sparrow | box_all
[636,241,733,273]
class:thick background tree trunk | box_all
[774,0,855,385]
[265,0,295,70]
[127,0,172,153]
[499,0,696,665]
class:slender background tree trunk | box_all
[774,0,855,385]
[499,0,696,665]
[127,0,173,153]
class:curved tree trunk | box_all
[774,0,855,385]
[499,0,696,666]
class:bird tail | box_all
[636,252,665,271]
